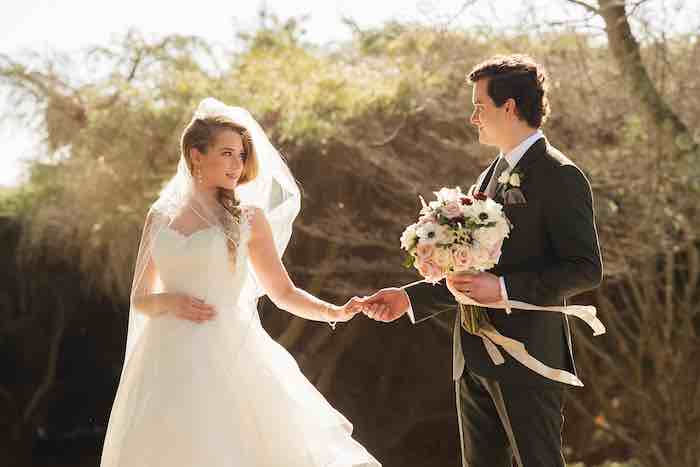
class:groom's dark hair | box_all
[467,54,550,128]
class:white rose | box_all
[461,202,479,220]
[497,170,511,185]
[482,197,502,212]
[473,226,502,248]
[435,187,463,203]
[428,200,442,210]
[400,224,419,250]
[509,173,521,187]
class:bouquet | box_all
[400,187,511,333]
[401,187,511,283]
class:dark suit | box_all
[405,137,603,466]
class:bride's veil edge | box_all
[120,98,301,374]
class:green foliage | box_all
[0,186,37,217]
[2,20,698,298]
[231,22,450,145]
[2,15,699,467]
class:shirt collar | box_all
[499,129,544,169]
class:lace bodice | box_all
[151,206,255,312]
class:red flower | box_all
[461,197,473,206]
[474,192,488,201]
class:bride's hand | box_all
[330,297,364,323]
[160,293,217,323]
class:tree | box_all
[593,0,696,155]
[1,12,699,465]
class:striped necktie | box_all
[485,157,510,198]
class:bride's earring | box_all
[194,165,204,184]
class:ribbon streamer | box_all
[401,279,605,386]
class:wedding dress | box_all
[100,206,381,466]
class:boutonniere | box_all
[497,167,524,190]
[497,168,527,204]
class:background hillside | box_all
[1,3,698,466]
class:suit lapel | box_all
[477,137,546,198]
[493,137,547,203]
[511,137,546,176]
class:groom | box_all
[361,55,602,466]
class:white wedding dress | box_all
[100,208,381,467]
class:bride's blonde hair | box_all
[181,116,259,267]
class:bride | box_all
[100,98,382,466]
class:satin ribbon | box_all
[401,279,605,386]
[447,282,605,386]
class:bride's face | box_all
[192,129,247,190]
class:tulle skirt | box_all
[100,313,381,467]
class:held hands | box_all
[160,293,217,323]
[358,288,410,322]
[446,272,503,305]
[326,291,409,325]
[328,297,365,323]
[357,273,504,325]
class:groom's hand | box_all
[360,288,410,322]
[447,272,502,305]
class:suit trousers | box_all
[456,368,567,467]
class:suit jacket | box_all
[405,138,603,386]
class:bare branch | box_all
[441,1,480,29]
[369,116,407,147]
[596,0,698,161]
[627,0,654,18]
[563,0,600,15]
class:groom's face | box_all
[470,79,506,148]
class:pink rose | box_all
[452,246,475,272]
[442,201,463,219]
[417,259,443,283]
[416,243,435,260]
